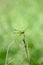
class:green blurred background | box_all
[0,0,43,65]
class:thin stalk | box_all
[5,40,14,65]
[23,33,31,65]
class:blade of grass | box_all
[5,40,15,65]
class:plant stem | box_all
[23,33,31,65]
[5,40,14,65]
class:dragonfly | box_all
[5,27,30,65]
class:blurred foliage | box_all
[0,0,43,65]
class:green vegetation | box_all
[0,0,43,65]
